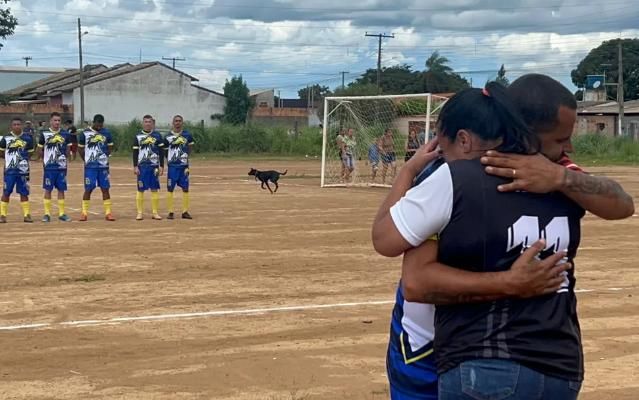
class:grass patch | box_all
[572,134,639,166]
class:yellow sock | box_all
[136,192,144,214]
[182,192,190,213]
[103,199,112,215]
[151,192,160,215]
[82,200,90,215]
[1,201,7,217]
[58,199,66,216]
[21,201,30,217]
[167,191,174,213]
[43,199,52,216]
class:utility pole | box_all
[340,71,349,89]
[162,57,186,69]
[617,41,624,137]
[139,48,142,63]
[365,32,394,93]
[22,56,32,67]
[77,18,85,126]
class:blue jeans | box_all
[439,359,581,400]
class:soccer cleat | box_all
[59,214,72,222]
[136,213,144,221]
[24,215,33,223]
[79,213,88,222]
[167,212,175,220]
[152,214,163,221]
[42,215,51,223]
[0,216,6,223]
[181,211,192,220]
[105,213,116,222]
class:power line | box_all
[21,56,32,67]
[366,32,394,93]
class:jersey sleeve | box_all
[78,132,86,147]
[0,137,6,151]
[390,163,454,247]
[132,134,139,150]
[27,136,35,152]
[38,133,45,147]
[105,131,114,146]
[187,134,194,145]
[156,133,164,147]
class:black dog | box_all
[248,168,288,194]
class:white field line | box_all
[0,287,634,332]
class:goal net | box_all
[321,93,448,187]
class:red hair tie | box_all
[482,88,491,97]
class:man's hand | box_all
[404,137,440,176]
[134,167,140,176]
[481,151,564,193]
[504,239,571,298]
[158,167,164,177]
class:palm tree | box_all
[425,51,453,74]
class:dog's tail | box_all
[280,169,288,176]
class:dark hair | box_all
[93,114,105,124]
[508,74,577,134]
[11,117,22,123]
[50,112,61,119]
[64,119,73,125]
[143,114,153,120]
[437,81,538,154]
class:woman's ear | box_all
[456,129,474,153]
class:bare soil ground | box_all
[0,159,637,399]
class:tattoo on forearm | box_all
[421,292,501,305]
[564,169,633,202]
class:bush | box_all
[573,134,639,164]
[105,120,324,157]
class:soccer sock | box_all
[82,200,90,215]
[43,199,52,216]
[58,199,66,217]
[182,192,190,213]
[151,192,160,215]
[136,192,144,214]
[103,199,112,215]
[167,191,174,213]
[1,201,7,217]
[21,201,30,217]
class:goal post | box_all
[321,93,448,188]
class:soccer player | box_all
[133,114,164,221]
[38,112,72,222]
[0,117,35,223]
[164,115,194,219]
[341,128,356,182]
[64,119,79,161]
[368,137,382,183]
[380,128,397,184]
[78,114,115,221]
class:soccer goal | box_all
[320,93,448,188]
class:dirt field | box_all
[0,158,637,400]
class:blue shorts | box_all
[387,331,438,400]
[85,168,110,191]
[43,170,68,192]
[3,174,30,197]
[382,152,397,164]
[137,165,160,192]
[167,166,189,192]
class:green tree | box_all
[571,38,639,101]
[425,51,453,74]
[423,51,470,93]
[222,75,254,125]
[353,65,423,94]
[298,84,331,102]
[0,0,17,51]
[495,64,509,86]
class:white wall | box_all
[73,64,225,126]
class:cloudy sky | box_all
[2,0,639,97]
